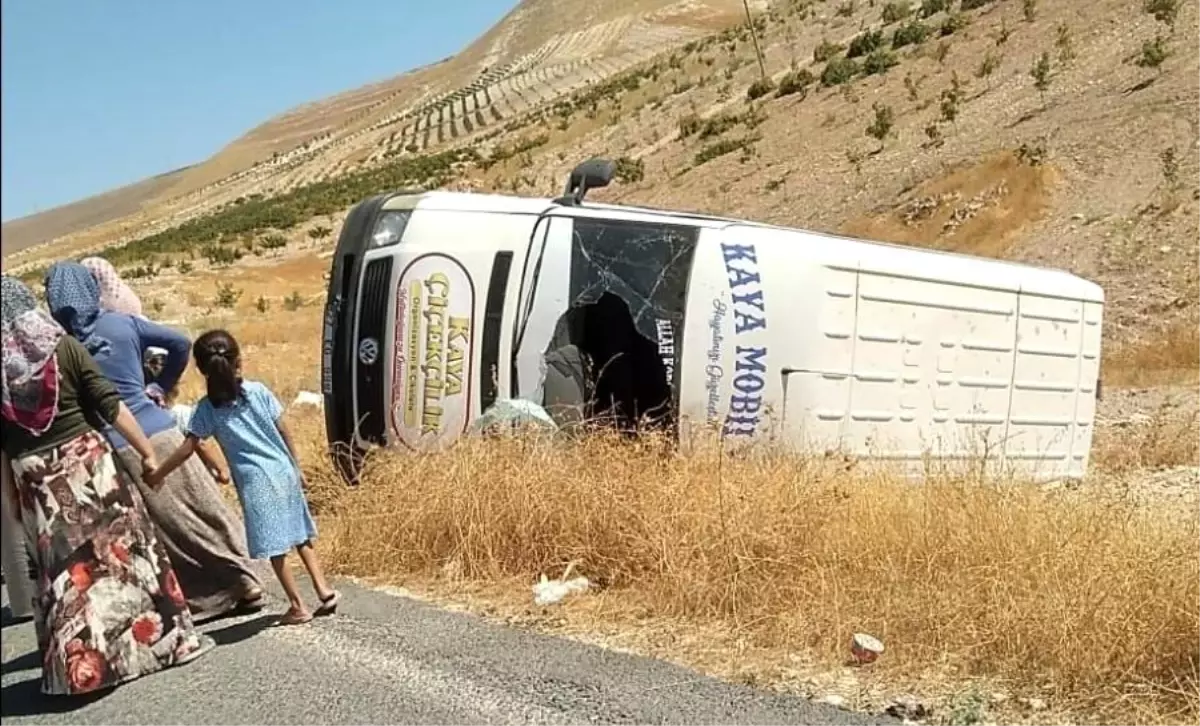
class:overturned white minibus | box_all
[321,159,1103,483]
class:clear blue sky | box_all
[1,0,516,222]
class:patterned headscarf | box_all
[44,262,112,357]
[80,257,143,317]
[1,276,64,435]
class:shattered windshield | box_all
[567,217,699,345]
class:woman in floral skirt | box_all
[0,276,212,696]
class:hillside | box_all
[0,165,192,255]
[7,0,1198,357]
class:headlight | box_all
[371,210,412,248]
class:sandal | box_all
[276,608,313,626]
[314,590,341,617]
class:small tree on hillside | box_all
[866,103,895,150]
[940,74,965,124]
[1143,0,1179,30]
[1030,52,1052,106]
[1137,35,1170,72]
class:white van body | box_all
[322,188,1103,483]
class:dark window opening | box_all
[542,292,674,435]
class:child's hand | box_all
[143,466,164,489]
[210,468,230,485]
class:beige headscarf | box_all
[80,256,143,317]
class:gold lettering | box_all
[405,270,475,439]
[445,346,463,396]
[424,272,449,299]
[447,316,469,345]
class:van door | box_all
[513,215,574,402]
[512,210,701,431]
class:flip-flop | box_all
[314,590,341,617]
[276,609,313,626]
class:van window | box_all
[554,217,700,432]
[568,218,698,348]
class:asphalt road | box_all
[2,571,893,725]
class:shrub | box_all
[1056,23,1076,63]
[919,0,949,18]
[1143,0,1180,28]
[924,122,945,148]
[1030,51,1052,102]
[176,259,194,275]
[847,29,884,58]
[694,135,761,165]
[940,76,964,123]
[863,49,900,75]
[126,263,158,280]
[255,295,270,313]
[941,12,968,35]
[813,38,844,63]
[960,0,996,9]
[203,245,242,267]
[892,20,931,48]
[1136,35,1169,70]
[821,56,861,86]
[213,282,242,309]
[678,114,703,138]
[976,52,1001,79]
[865,102,895,146]
[1015,139,1048,166]
[613,156,645,184]
[307,225,332,241]
[283,290,307,311]
[698,111,746,139]
[881,1,912,24]
[776,68,815,97]
[746,78,775,101]
[260,233,288,250]
[1023,0,1037,22]
[1160,146,1180,191]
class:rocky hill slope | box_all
[7,0,1198,356]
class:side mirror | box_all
[556,158,615,206]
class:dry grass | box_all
[1103,321,1200,388]
[153,253,1200,724]
[289,417,1198,724]
[841,152,1059,261]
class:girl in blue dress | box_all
[146,329,339,625]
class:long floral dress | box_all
[10,430,211,695]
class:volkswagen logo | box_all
[357,337,379,366]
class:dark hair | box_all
[193,329,243,407]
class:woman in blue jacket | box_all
[44,262,264,621]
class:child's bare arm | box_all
[144,435,200,488]
[274,416,306,483]
[275,415,301,463]
[194,440,230,484]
